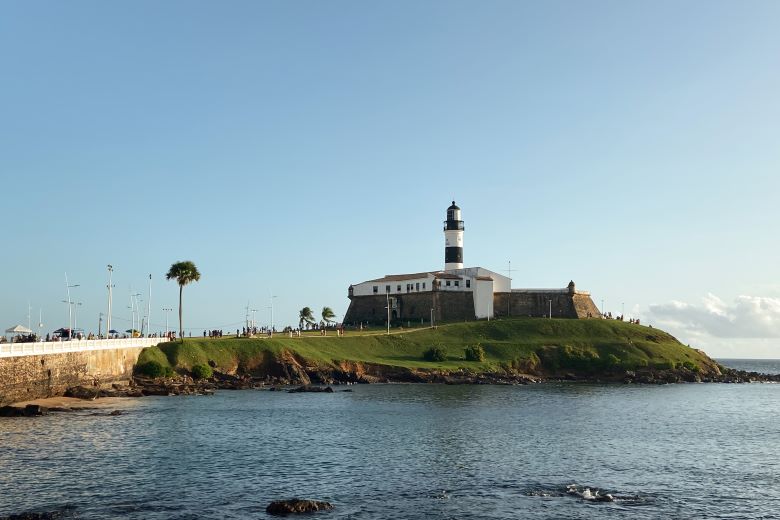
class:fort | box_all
[343,201,601,325]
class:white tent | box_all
[5,325,33,334]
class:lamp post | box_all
[430,308,434,329]
[147,274,152,338]
[73,302,82,336]
[64,273,79,340]
[548,299,552,319]
[386,291,390,335]
[106,265,113,339]
[270,293,277,336]
[137,298,144,336]
[162,307,172,337]
[128,292,141,336]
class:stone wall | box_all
[343,291,478,325]
[0,347,144,406]
[493,292,601,319]
[343,288,602,325]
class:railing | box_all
[0,337,167,358]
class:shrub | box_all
[136,360,174,378]
[464,344,486,362]
[423,346,447,362]
[681,361,700,372]
[654,361,676,371]
[191,364,213,380]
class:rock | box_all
[64,386,99,400]
[266,499,334,516]
[23,405,48,416]
[288,386,334,393]
[108,410,123,416]
[0,406,24,417]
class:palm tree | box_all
[321,306,336,326]
[166,261,201,341]
[299,307,315,329]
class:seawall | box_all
[0,346,147,406]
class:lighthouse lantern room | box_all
[444,201,464,270]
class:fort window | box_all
[466,280,471,288]
[446,280,451,287]
[455,281,460,287]
[397,285,401,292]
[423,282,426,289]
[373,286,378,294]
[386,285,390,293]
[416,283,420,291]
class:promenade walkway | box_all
[0,337,166,358]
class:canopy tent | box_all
[5,325,33,334]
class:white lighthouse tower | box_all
[444,201,464,270]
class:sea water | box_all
[1,360,779,519]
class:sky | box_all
[1,0,779,357]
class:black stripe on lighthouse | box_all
[445,247,463,264]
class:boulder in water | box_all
[0,406,24,417]
[266,499,334,515]
[287,386,334,393]
[23,405,48,416]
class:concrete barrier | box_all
[0,337,166,358]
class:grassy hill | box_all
[137,318,717,379]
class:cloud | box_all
[648,293,780,339]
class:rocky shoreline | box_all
[1,364,777,415]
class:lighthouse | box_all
[444,201,464,270]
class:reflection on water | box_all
[2,374,780,519]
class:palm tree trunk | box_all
[179,284,184,341]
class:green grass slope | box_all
[138,318,716,377]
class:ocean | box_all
[1,359,778,519]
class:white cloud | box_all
[649,293,780,339]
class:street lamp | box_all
[162,307,173,337]
[548,299,552,319]
[130,293,141,335]
[270,293,278,336]
[74,302,82,336]
[147,274,152,338]
[106,265,114,339]
[64,273,79,340]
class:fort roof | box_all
[363,272,435,283]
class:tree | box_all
[166,261,201,341]
[299,307,315,329]
[321,306,336,326]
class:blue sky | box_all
[2,1,779,357]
